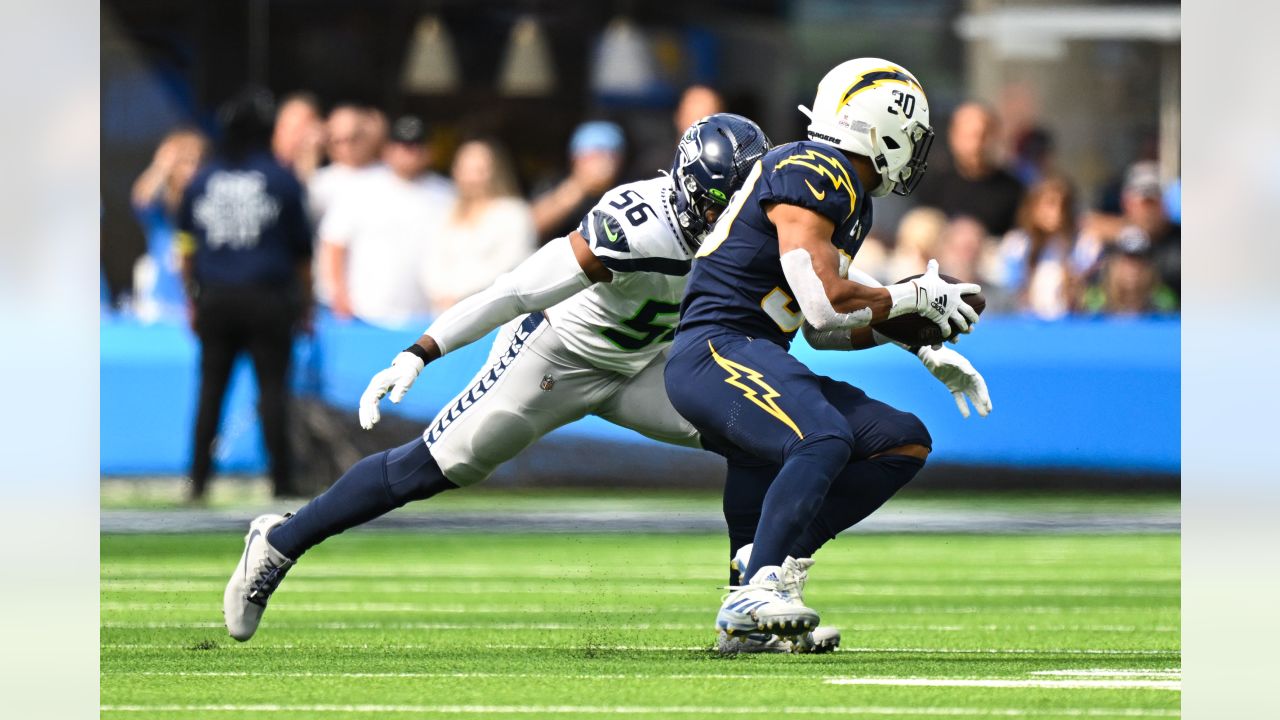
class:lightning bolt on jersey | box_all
[677,140,874,349]
[545,176,695,376]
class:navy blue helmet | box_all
[670,113,771,245]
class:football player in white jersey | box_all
[223,114,834,652]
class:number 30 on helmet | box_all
[798,57,934,198]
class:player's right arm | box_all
[358,230,610,429]
[771,201,980,338]
[770,202,887,329]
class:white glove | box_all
[358,351,426,430]
[886,259,982,338]
[917,345,992,418]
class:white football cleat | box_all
[716,628,792,654]
[717,564,819,637]
[716,625,841,654]
[730,544,840,652]
[792,625,841,654]
[223,513,294,642]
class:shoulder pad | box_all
[761,142,863,225]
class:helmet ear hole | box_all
[882,136,901,150]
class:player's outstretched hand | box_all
[910,259,982,339]
[358,352,426,429]
[916,345,992,418]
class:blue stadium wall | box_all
[101,314,1180,477]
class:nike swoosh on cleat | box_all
[243,529,261,581]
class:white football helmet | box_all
[798,57,934,198]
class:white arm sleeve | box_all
[801,323,854,350]
[779,248,873,332]
[424,236,592,355]
[800,262,911,351]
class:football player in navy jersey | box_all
[666,58,992,640]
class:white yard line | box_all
[98,704,1181,717]
[105,619,719,631]
[97,619,1179,633]
[1031,670,1181,677]
[100,567,1181,582]
[101,641,1178,655]
[99,602,1176,616]
[111,670,1183,688]
[100,580,1176,598]
[825,678,1179,691]
[102,621,714,631]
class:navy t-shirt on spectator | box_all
[178,152,312,288]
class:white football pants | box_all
[422,311,701,486]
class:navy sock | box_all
[744,435,850,581]
[721,458,779,585]
[790,454,925,559]
[267,437,458,560]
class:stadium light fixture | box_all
[592,16,658,97]
[402,15,461,94]
[498,16,556,97]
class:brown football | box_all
[872,273,986,348]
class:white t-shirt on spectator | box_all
[422,197,536,312]
[308,162,386,223]
[320,170,455,328]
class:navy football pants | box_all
[666,329,931,578]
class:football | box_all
[872,273,987,347]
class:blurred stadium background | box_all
[99,0,1177,502]
[100,0,1180,716]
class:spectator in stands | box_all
[422,138,536,312]
[675,85,726,136]
[630,84,724,180]
[531,120,626,244]
[319,115,455,327]
[996,175,1085,319]
[1080,231,1178,316]
[177,89,313,501]
[914,101,1024,237]
[308,105,387,307]
[1011,126,1056,187]
[307,104,384,223]
[935,216,993,286]
[272,92,325,183]
[130,127,209,321]
[1081,161,1180,302]
[882,206,948,283]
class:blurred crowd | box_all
[122,88,1179,331]
[857,101,1180,319]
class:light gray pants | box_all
[422,312,700,486]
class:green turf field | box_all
[102,532,1180,719]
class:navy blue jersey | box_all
[677,140,873,349]
[178,152,312,288]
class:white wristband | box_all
[885,282,920,319]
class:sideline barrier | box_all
[100,314,1179,475]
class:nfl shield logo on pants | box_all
[540,374,556,391]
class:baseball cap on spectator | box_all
[390,115,427,145]
[1123,161,1162,199]
[569,121,625,157]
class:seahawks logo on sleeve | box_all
[580,208,629,254]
